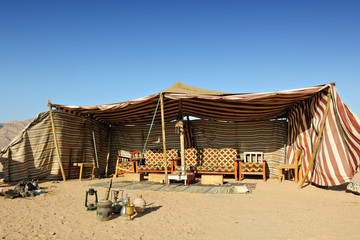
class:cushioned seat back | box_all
[167,149,178,167]
[218,148,237,167]
[145,149,162,165]
[202,148,218,167]
[185,148,198,166]
[145,149,178,167]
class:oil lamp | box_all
[85,188,98,211]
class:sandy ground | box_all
[1,176,359,240]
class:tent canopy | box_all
[52,81,334,124]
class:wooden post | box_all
[68,149,72,179]
[48,100,66,181]
[299,88,332,188]
[105,125,111,177]
[90,117,99,169]
[178,101,185,173]
[160,93,169,187]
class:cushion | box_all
[185,148,198,166]
[117,162,134,172]
[241,162,264,172]
[202,148,218,167]
[197,165,235,172]
[218,148,237,167]
[145,149,178,167]
[138,165,171,171]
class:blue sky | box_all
[1,1,359,122]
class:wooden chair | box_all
[114,150,138,177]
[239,152,266,181]
[277,149,302,183]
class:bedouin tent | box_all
[1,82,359,187]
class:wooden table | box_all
[73,163,95,181]
[168,173,195,185]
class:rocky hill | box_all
[0,119,33,150]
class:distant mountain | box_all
[0,119,33,150]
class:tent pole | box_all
[90,117,100,169]
[178,101,185,172]
[160,93,169,187]
[105,125,112,177]
[299,87,332,188]
[48,100,66,181]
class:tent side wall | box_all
[109,119,287,178]
[0,111,109,182]
[287,86,360,186]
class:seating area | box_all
[115,148,269,182]
[196,148,239,181]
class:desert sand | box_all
[1,176,359,240]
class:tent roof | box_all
[52,82,335,124]
[162,81,231,95]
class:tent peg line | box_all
[129,96,161,198]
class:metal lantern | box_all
[85,188,98,211]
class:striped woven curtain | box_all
[287,85,360,186]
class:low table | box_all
[201,174,223,185]
[168,173,195,185]
[123,172,144,182]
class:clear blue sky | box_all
[1,1,359,122]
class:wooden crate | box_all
[201,175,223,185]
[123,173,144,182]
[148,173,165,182]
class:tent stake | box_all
[299,88,332,188]
[160,93,169,187]
[48,100,66,181]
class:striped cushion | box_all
[117,162,133,172]
[138,165,171,171]
[197,165,235,172]
[241,162,264,172]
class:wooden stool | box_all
[73,163,95,181]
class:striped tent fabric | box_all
[52,82,330,125]
[2,82,359,185]
[287,85,360,186]
[0,111,109,182]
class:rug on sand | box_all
[90,181,256,194]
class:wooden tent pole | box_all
[178,101,185,172]
[48,100,66,181]
[90,117,99,169]
[105,125,112,177]
[299,88,332,188]
[160,93,169,187]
